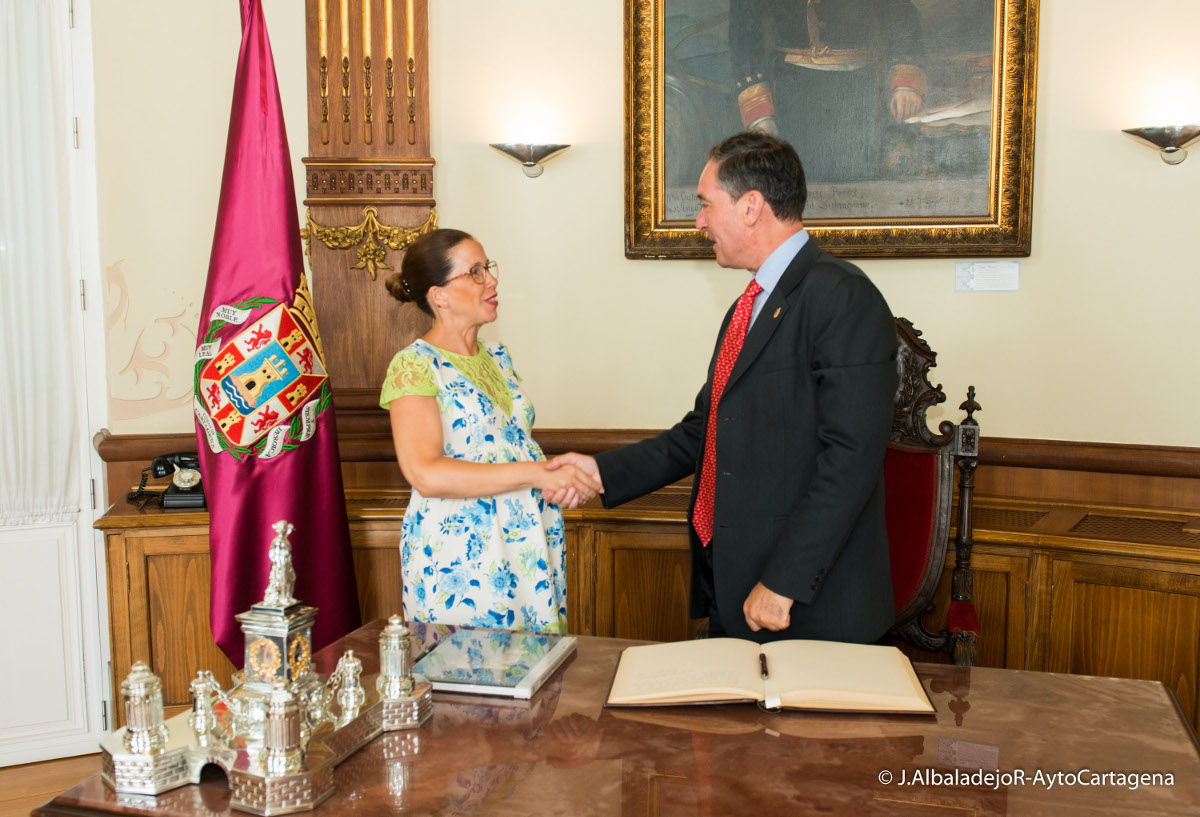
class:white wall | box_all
[93,0,1200,447]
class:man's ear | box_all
[741,190,766,225]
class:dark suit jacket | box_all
[596,238,898,643]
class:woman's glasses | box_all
[446,260,499,285]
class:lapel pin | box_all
[773,307,781,319]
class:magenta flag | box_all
[194,0,360,666]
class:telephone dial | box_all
[126,452,206,509]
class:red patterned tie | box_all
[694,279,763,546]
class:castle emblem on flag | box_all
[195,285,331,459]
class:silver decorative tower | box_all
[99,519,433,815]
[233,521,323,738]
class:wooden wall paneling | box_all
[340,458,406,492]
[981,438,1200,479]
[144,545,234,709]
[122,533,150,699]
[960,549,1029,670]
[1023,550,1053,672]
[98,428,1200,511]
[348,524,404,624]
[99,429,1200,473]
[303,203,434,391]
[592,525,616,638]
[974,552,1029,670]
[101,531,133,722]
[304,0,431,156]
[106,461,164,505]
[565,521,597,636]
[302,0,436,403]
[593,524,697,642]
[978,465,1200,513]
[1047,556,1200,728]
[896,548,1030,671]
[612,547,691,641]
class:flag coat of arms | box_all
[195,0,360,664]
[197,295,328,454]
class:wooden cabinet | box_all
[1046,555,1200,727]
[970,499,1200,729]
[588,521,698,642]
[97,492,1200,730]
[97,512,232,723]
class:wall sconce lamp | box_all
[489,143,570,178]
[1122,125,1200,165]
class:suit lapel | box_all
[724,239,818,392]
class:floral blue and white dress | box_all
[379,339,567,633]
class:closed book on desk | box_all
[605,638,934,715]
[413,629,576,700]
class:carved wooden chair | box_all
[885,318,981,666]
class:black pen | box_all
[759,652,769,680]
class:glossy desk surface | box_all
[36,621,1200,817]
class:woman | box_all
[380,229,599,633]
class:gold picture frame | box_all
[625,0,1040,259]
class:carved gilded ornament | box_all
[247,637,282,683]
[289,634,312,680]
[302,206,437,279]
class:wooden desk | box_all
[35,621,1200,816]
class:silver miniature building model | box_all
[100,520,433,815]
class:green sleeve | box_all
[379,348,438,408]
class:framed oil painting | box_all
[625,0,1039,258]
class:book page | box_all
[607,638,764,705]
[762,641,933,713]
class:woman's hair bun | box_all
[385,271,413,303]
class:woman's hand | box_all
[539,456,603,509]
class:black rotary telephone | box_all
[126,452,206,509]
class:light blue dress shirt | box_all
[749,228,809,330]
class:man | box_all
[553,132,898,644]
[729,0,927,182]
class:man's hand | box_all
[890,87,923,122]
[544,452,604,509]
[743,582,793,632]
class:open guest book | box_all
[413,628,577,699]
[605,638,935,714]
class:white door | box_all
[0,0,110,766]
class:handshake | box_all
[539,452,604,510]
